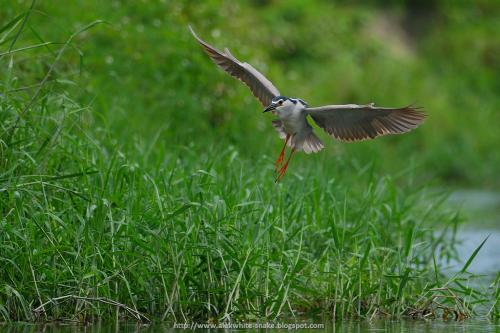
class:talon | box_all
[275,164,288,182]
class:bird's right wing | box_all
[189,26,280,107]
[306,104,426,142]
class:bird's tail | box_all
[300,131,324,154]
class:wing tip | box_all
[188,26,280,108]
[188,24,204,46]
[398,104,427,122]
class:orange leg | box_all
[275,134,290,172]
[275,148,295,182]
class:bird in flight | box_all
[189,26,426,182]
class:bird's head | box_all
[264,96,305,114]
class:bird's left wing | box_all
[306,104,426,142]
[189,26,280,107]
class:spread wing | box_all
[306,103,426,142]
[189,26,280,107]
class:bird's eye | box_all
[278,100,283,106]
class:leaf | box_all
[0,12,25,36]
[396,268,411,301]
[403,221,415,258]
[168,203,194,218]
[460,235,489,274]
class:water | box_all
[452,229,500,274]
[1,320,500,332]
[447,189,500,275]
[448,189,500,228]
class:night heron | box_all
[189,26,426,182]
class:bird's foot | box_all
[275,135,291,172]
[274,152,286,172]
[275,161,289,182]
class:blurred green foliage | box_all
[2,0,499,186]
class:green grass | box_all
[1,0,498,322]
[0,108,480,321]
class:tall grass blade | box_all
[460,235,489,274]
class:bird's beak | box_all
[263,104,276,113]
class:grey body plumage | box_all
[189,26,426,180]
[264,96,323,154]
